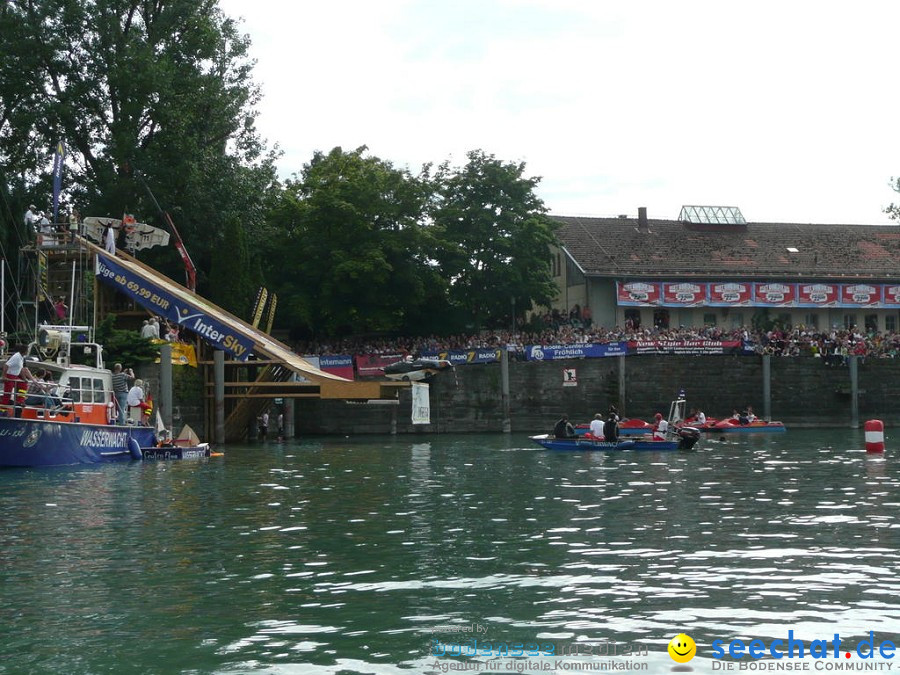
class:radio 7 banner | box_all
[421,348,501,365]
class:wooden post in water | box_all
[214,349,225,445]
[159,342,173,431]
[849,355,859,428]
[284,398,295,439]
[762,354,771,422]
[617,355,626,414]
[501,348,511,433]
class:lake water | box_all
[1,430,899,674]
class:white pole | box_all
[69,260,76,328]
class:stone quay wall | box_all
[294,354,900,435]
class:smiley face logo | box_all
[668,633,696,663]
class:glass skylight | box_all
[679,205,746,225]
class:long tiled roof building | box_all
[549,206,900,334]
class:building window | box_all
[565,257,583,288]
[864,314,878,333]
[804,313,819,330]
[843,314,857,330]
[777,313,791,328]
[703,313,716,326]
[653,309,670,330]
[730,312,744,330]
[887,314,897,333]
[624,309,641,331]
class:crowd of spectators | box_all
[293,308,900,364]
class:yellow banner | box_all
[152,339,198,367]
[251,287,268,329]
[264,293,277,334]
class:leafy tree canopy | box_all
[264,146,443,338]
[428,150,559,330]
[0,0,277,296]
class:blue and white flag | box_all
[51,140,65,222]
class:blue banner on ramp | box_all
[96,255,255,361]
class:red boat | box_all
[694,418,786,433]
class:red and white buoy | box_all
[865,419,885,453]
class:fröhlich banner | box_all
[526,342,628,361]
[420,348,501,365]
[96,255,255,361]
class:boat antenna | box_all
[131,166,197,292]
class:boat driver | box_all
[553,414,576,439]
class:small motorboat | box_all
[141,442,211,460]
[531,434,636,451]
[575,418,653,437]
[532,426,700,452]
[699,419,787,433]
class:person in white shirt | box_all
[104,223,116,254]
[2,344,35,405]
[24,205,38,232]
[652,412,669,440]
[589,413,604,439]
[139,320,155,339]
[127,379,147,424]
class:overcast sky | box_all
[218,0,900,225]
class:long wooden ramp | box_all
[83,238,402,438]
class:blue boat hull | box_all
[532,434,695,452]
[531,435,636,451]
[0,417,157,467]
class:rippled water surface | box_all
[1,430,899,673]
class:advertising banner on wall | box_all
[629,340,743,355]
[420,348,501,365]
[617,281,661,306]
[797,283,839,307]
[411,383,430,424]
[841,284,882,307]
[753,282,797,307]
[883,285,900,306]
[526,342,628,361]
[707,282,753,307]
[661,282,707,306]
[618,279,900,309]
[319,355,355,380]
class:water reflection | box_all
[0,431,898,672]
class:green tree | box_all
[429,150,559,329]
[94,315,160,366]
[264,146,440,338]
[0,0,277,291]
[208,213,255,317]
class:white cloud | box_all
[220,0,900,224]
